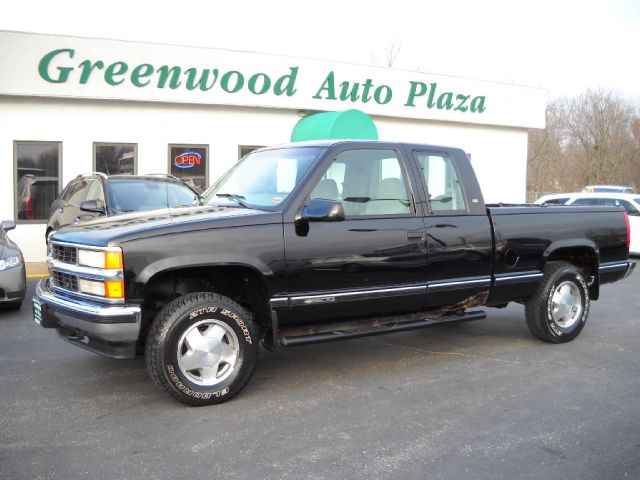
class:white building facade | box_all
[0,31,545,262]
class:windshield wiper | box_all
[215,193,249,208]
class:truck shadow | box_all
[67,308,537,405]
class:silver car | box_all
[0,220,26,310]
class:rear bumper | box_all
[599,261,635,284]
[33,278,141,359]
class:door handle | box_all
[407,233,425,242]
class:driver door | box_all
[282,146,428,324]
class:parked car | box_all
[535,192,640,255]
[533,192,574,205]
[0,220,26,310]
[46,173,202,239]
[582,185,636,194]
[35,140,634,406]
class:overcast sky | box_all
[3,0,639,102]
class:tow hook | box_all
[67,330,82,341]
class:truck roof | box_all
[261,139,466,152]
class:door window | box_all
[310,149,411,216]
[65,180,89,206]
[572,198,603,206]
[85,180,106,208]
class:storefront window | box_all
[238,145,264,160]
[15,141,61,221]
[169,145,208,193]
[94,143,137,175]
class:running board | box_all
[278,310,486,347]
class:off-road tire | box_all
[145,292,258,406]
[525,261,590,343]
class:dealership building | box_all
[0,30,545,264]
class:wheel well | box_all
[142,266,271,335]
[546,247,599,299]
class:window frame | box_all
[168,143,209,190]
[93,142,138,175]
[14,140,63,224]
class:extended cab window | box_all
[415,152,466,213]
[310,149,411,216]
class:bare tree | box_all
[528,89,640,199]
[384,40,402,67]
[527,98,568,195]
[563,89,637,186]
[369,41,402,68]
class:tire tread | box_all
[145,292,257,406]
[525,261,588,344]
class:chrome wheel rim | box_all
[177,319,239,387]
[551,281,583,329]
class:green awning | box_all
[291,109,378,142]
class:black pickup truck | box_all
[34,140,635,405]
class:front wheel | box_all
[525,261,590,343]
[145,292,259,406]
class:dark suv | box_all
[46,173,201,239]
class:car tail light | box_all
[25,196,34,219]
[624,211,631,248]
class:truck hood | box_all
[49,205,282,247]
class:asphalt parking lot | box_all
[1,274,639,480]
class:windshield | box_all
[203,147,325,209]
[108,180,200,213]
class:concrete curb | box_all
[26,262,49,278]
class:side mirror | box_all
[80,200,106,215]
[1,220,16,231]
[299,198,345,223]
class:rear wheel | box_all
[525,261,590,343]
[145,292,258,406]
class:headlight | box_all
[0,255,23,271]
[78,278,106,296]
[77,278,125,299]
[77,248,123,270]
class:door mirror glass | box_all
[80,199,106,214]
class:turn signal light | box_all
[105,280,124,299]
[105,251,123,270]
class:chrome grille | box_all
[51,271,79,292]
[51,244,77,264]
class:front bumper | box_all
[0,263,26,303]
[33,278,141,359]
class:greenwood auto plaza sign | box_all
[0,32,545,128]
[38,47,487,114]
